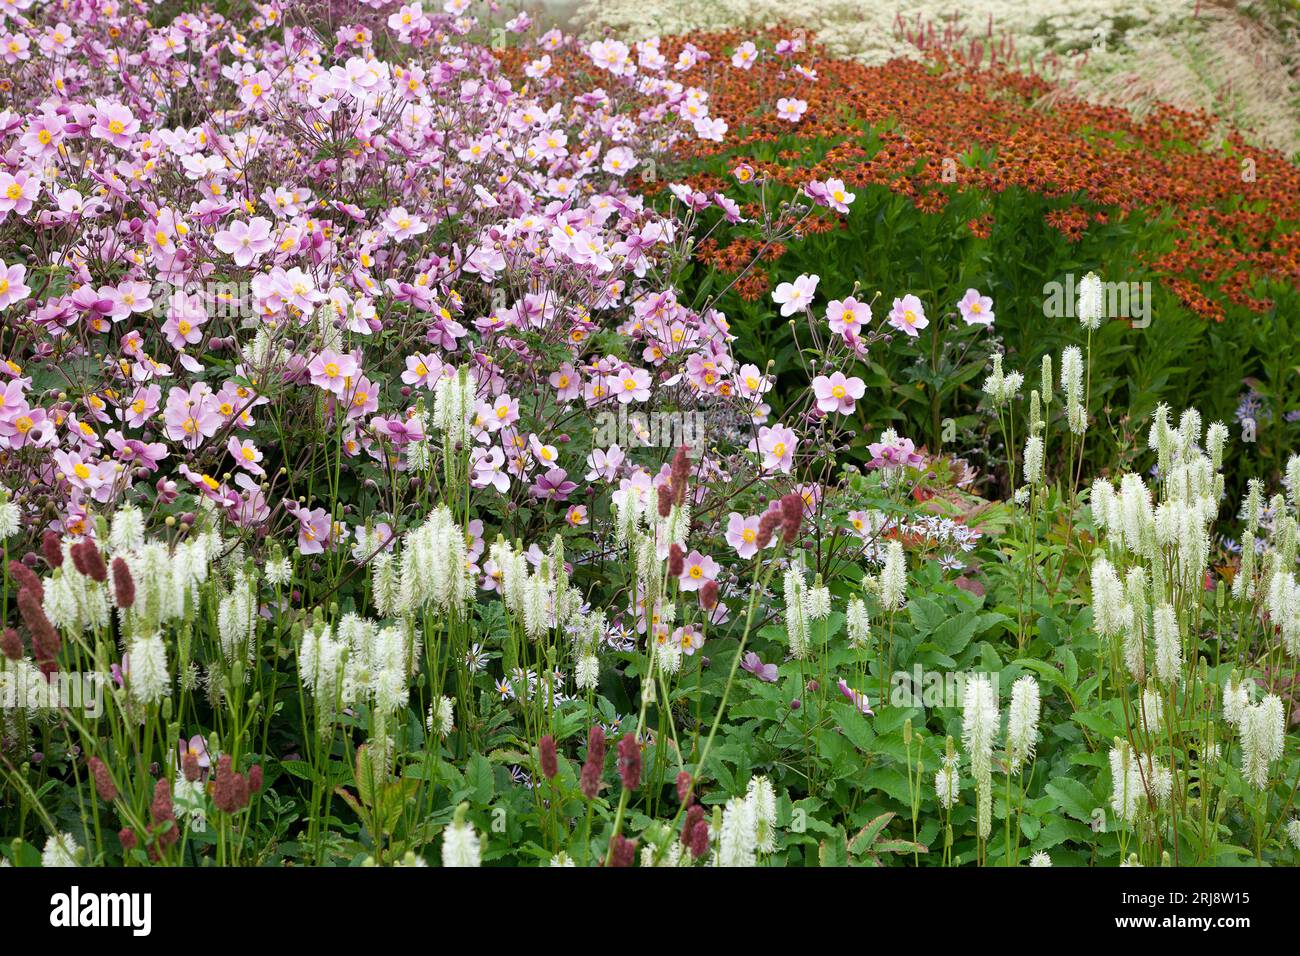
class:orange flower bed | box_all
[505,32,1300,322]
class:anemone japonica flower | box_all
[818,178,855,213]
[826,296,869,338]
[90,99,140,147]
[775,97,807,122]
[771,273,819,317]
[957,288,994,326]
[812,371,866,415]
[730,41,758,69]
[214,217,275,267]
[865,430,924,470]
[741,652,778,683]
[0,171,41,218]
[837,679,874,716]
[751,424,797,473]
[0,260,30,310]
[307,350,359,397]
[887,294,928,337]
[725,512,764,558]
[678,550,719,591]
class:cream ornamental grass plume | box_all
[1152,603,1182,687]
[961,674,999,840]
[0,490,18,539]
[127,632,170,706]
[217,569,256,666]
[1140,685,1163,732]
[981,352,1023,407]
[1222,672,1252,727]
[748,775,779,853]
[442,804,482,867]
[1109,740,1142,825]
[846,596,871,648]
[1240,695,1285,791]
[41,832,81,868]
[1089,557,1125,639]
[1076,272,1104,331]
[1006,676,1041,774]
[782,563,811,660]
[879,540,907,611]
[431,366,475,447]
[575,0,1202,81]
[718,794,758,867]
[1023,434,1045,486]
[397,506,472,618]
[935,752,961,809]
[1060,345,1085,435]
[1056,2,1300,158]
[1287,819,1300,852]
[1122,567,1149,680]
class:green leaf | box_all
[466,753,495,806]
[1045,777,1099,825]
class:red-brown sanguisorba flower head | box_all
[667,542,685,577]
[8,560,42,602]
[17,587,59,674]
[212,754,236,812]
[676,771,693,804]
[69,539,92,577]
[41,531,64,569]
[780,493,804,544]
[151,777,178,848]
[118,829,138,852]
[699,579,718,611]
[1,627,22,662]
[579,725,606,799]
[539,734,558,780]
[579,757,602,800]
[182,750,202,783]
[88,755,117,802]
[607,833,637,867]
[248,764,263,794]
[110,557,135,608]
[682,802,704,850]
[689,817,711,859]
[587,724,606,761]
[80,540,107,583]
[656,482,672,518]
[617,732,641,790]
[756,507,782,550]
[670,444,692,505]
